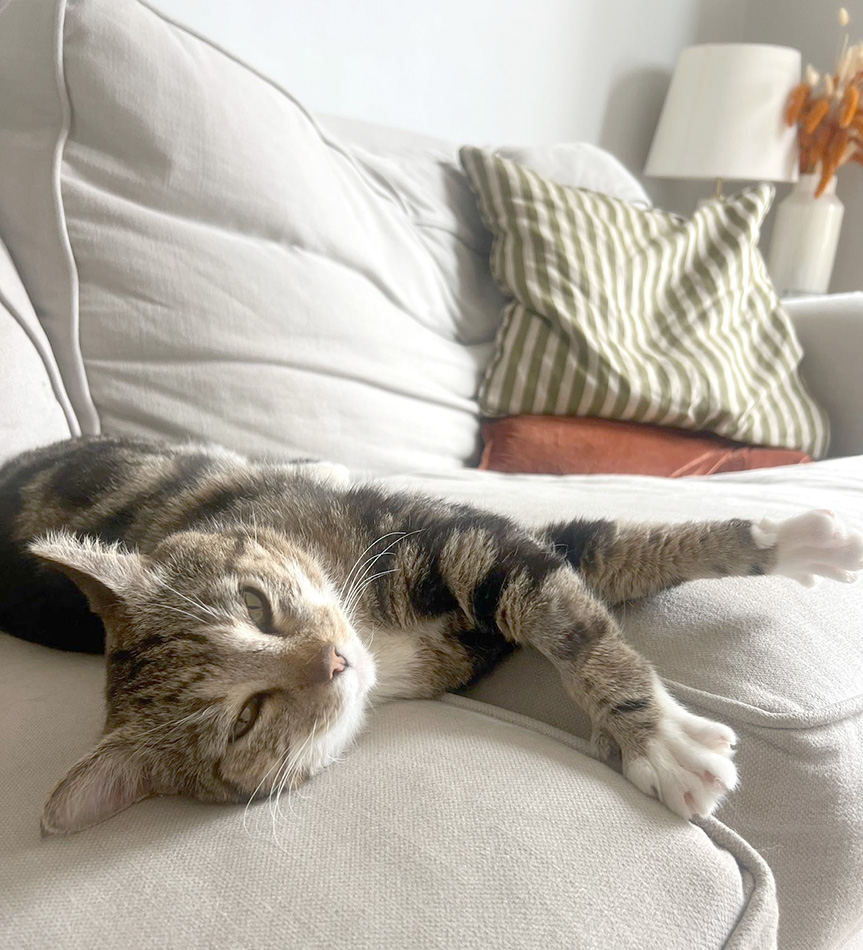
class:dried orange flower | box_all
[784,7,863,196]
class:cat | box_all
[1,436,861,836]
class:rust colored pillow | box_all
[479,416,812,477]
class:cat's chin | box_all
[305,661,375,779]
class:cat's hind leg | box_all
[542,510,863,604]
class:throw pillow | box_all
[460,147,829,458]
[479,416,812,477]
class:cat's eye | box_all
[241,587,271,629]
[230,694,264,742]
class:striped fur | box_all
[1,436,860,834]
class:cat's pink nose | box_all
[326,644,348,679]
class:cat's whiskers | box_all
[339,531,404,601]
[364,622,378,648]
[340,529,425,614]
[269,721,318,832]
[344,569,396,620]
[242,750,291,834]
[268,741,300,828]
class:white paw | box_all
[290,461,352,486]
[311,463,351,487]
[752,510,863,587]
[622,682,738,820]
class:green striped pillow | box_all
[460,147,829,458]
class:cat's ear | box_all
[29,530,160,615]
[41,730,153,835]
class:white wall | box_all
[155,1,742,146]
[155,0,859,292]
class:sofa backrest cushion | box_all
[494,143,651,207]
[0,0,507,473]
[0,238,78,466]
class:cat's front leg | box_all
[483,560,738,819]
[615,678,738,820]
[538,607,738,820]
[541,509,863,604]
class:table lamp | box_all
[645,43,800,198]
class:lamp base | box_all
[767,173,843,296]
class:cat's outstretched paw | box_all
[622,685,738,820]
[753,510,863,586]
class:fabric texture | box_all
[479,415,812,476]
[0,237,77,464]
[0,0,506,474]
[494,142,651,206]
[383,458,863,950]
[0,636,774,950]
[460,146,830,458]
[784,292,863,459]
[320,120,651,209]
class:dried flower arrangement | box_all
[784,7,863,196]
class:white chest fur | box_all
[360,624,438,702]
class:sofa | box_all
[1,1,862,948]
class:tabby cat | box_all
[1,436,861,835]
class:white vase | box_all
[767,172,844,296]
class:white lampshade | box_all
[645,43,800,183]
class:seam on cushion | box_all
[134,0,415,221]
[0,280,80,437]
[700,818,779,950]
[664,677,863,730]
[51,0,100,434]
[439,693,778,949]
[440,692,598,759]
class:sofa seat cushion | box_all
[0,635,775,950]
[382,457,863,950]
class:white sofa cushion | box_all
[0,0,507,473]
[784,292,863,458]
[0,238,77,464]
[0,633,776,949]
[495,142,651,206]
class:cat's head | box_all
[30,527,376,835]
